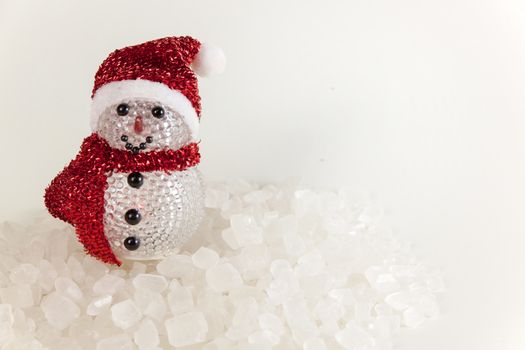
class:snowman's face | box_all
[96,99,193,152]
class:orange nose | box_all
[134,116,143,134]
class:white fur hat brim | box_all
[90,80,200,140]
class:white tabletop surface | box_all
[1,0,524,349]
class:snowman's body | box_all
[103,167,205,260]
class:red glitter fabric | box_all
[92,36,202,117]
[44,133,201,266]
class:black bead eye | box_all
[117,103,129,116]
[151,106,164,118]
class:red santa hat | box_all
[90,36,225,140]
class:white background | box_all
[1,0,525,349]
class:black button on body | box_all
[127,172,143,189]
[124,236,140,251]
[124,209,141,225]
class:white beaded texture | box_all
[97,99,192,152]
[96,99,204,261]
[104,169,205,261]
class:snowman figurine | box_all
[44,36,225,265]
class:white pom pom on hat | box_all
[191,43,227,77]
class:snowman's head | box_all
[89,36,226,152]
[96,98,193,153]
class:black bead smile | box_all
[121,135,153,154]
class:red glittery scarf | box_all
[44,133,200,266]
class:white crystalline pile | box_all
[0,180,443,349]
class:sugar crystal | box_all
[132,274,168,293]
[110,299,142,329]
[9,263,38,285]
[165,311,208,347]
[55,277,83,302]
[41,292,79,330]
[402,307,425,328]
[0,284,33,308]
[258,312,284,336]
[192,247,220,269]
[206,263,243,293]
[86,294,112,316]
[0,304,13,346]
[156,255,194,279]
[335,321,375,349]
[304,337,328,350]
[168,286,194,314]
[133,319,159,349]
[96,334,133,350]
[230,214,263,247]
[93,274,125,295]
